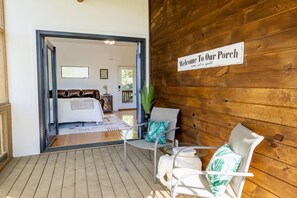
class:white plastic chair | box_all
[171,123,264,198]
[124,107,180,183]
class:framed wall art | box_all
[100,69,108,79]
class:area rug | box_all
[58,114,132,135]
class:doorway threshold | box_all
[119,108,137,111]
[45,140,125,152]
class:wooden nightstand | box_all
[101,94,113,112]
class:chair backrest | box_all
[150,107,180,141]
[228,123,264,197]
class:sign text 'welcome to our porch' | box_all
[177,42,244,71]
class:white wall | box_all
[51,40,137,111]
[5,0,149,157]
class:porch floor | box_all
[0,145,192,198]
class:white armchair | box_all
[124,107,180,183]
[170,123,264,198]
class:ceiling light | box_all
[104,40,116,45]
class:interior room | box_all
[49,38,137,111]
[0,0,296,198]
[43,37,138,148]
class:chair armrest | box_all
[200,170,253,177]
[123,123,147,140]
[172,169,253,196]
[170,145,220,188]
[154,127,180,150]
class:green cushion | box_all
[144,120,169,144]
[206,144,242,196]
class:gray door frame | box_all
[36,30,146,153]
[44,39,58,147]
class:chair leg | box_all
[171,186,177,198]
[124,141,128,171]
[149,150,152,161]
[154,149,157,183]
[171,191,176,198]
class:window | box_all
[61,66,89,79]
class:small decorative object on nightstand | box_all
[103,85,108,94]
[101,94,113,112]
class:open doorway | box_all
[36,30,146,152]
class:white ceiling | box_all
[46,37,137,47]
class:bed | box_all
[50,98,104,124]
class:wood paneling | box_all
[150,0,297,197]
[0,0,11,172]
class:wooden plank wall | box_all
[149,0,297,197]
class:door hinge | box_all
[42,48,46,55]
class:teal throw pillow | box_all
[144,120,169,144]
[206,144,242,196]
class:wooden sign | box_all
[178,42,244,71]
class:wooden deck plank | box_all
[124,146,171,198]
[7,155,39,198]
[107,146,143,198]
[132,146,165,175]
[48,152,66,198]
[84,149,102,198]
[135,147,200,198]
[92,148,116,198]
[61,151,75,198]
[75,150,88,198]
[130,146,155,174]
[21,154,49,198]
[0,158,21,186]
[142,149,152,160]
[0,145,176,198]
[114,146,160,198]
[34,153,57,198]
[0,156,30,197]
[100,147,130,198]
[129,147,192,198]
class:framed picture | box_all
[100,69,108,79]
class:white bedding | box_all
[50,98,104,123]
